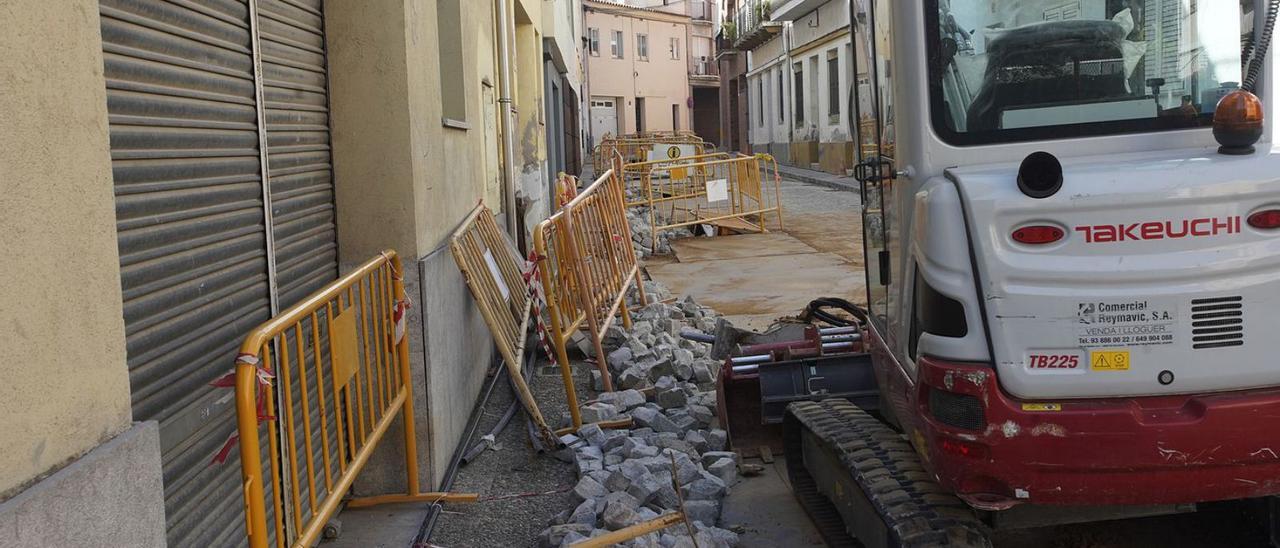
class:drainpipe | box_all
[496,0,520,239]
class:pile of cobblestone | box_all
[536,284,742,547]
[627,207,694,258]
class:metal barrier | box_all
[593,134,709,174]
[533,163,648,418]
[632,153,785,246]
[620,152,740,208]
[233,251,476,548]
[450,205,559,447]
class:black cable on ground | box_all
[411,350,507,547]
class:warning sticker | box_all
[1090,349,1131,371]
[1076,299,1177,348]
[1021,403,1063,412]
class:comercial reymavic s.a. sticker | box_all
[1076,299,1176,348]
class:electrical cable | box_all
[410,349,508,547]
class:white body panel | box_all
[848,1,1280,400]
[948,147,1280,398]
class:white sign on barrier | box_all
[706,179,729,203]
[648,144,697,162]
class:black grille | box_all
[1191,296,1244,349]
[928,388,986,431]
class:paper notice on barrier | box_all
[706,179,729,203]
[483,249,511,301]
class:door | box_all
[591,98,618,143]
[850,0,901,347]
[636,97,646,133]
[99,0,338,544]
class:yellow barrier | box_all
[534,162,648,419]
[234,251,476,548]
[450,205,559,447]
[593,134,709,174]
[620,152,741,208]
[632,153,785,247]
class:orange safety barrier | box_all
[450,205,559,447]
[619,152,741,208]
[534,159,648,417]
[593,134,709,174]
[233,251,476,548]
[630,153,785,247]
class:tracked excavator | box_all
[729,0,1280,545]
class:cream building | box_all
[585,0,694,144]
[0,0,572,545]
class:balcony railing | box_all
[735,0,771,38]
[730,0,781,50]
[691,59,718,77]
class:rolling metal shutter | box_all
[258,0,338,309]
[100,0,337,544]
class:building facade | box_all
[725,0,857,174]
[584,0,694,144]
[0,0,570,545]
[717,0,752,154]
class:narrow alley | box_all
[8,1,1280,548]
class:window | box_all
[927,0,1242,145]
[827,50,840,119]
[589,28,600,56]
[793,62,804,126]
[670,37,680,60]
[809,56,818,124]
[611,30,624,58]
[673,104,680,130]
[776,68,784,123]
[437,0,467,127]
[637,33,649,61]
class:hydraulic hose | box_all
[1244,0,1280,93]
[800,297,870,328]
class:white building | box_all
[743,0,857,174]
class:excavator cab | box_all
[781,1,1280,546]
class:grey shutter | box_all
[258,0,338,309]
[100,0,336,544]
[258,0,341,530]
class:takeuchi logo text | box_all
[1074,216,1242,243]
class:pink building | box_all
[584,0,693,144]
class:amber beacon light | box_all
[1213,89,1265,155]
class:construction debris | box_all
[536,283,743,548]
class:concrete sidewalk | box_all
[770,162,858,192]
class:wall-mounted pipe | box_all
[496,0,520,239]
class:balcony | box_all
[731,0,782,51]
[715,28,737,58]
[768,0,828,22]
[690,0,716,24]
[690,57,720,87]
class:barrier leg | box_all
[392,257,420,497]
[556,334,583,429]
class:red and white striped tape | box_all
[209,353,275,465]
[523,251,559,365]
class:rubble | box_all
[537,284,745,547]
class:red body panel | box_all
[868,327,1280,508]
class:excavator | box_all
[721,0,1280,545]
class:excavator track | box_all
[783,399,991,548]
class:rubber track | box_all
[784,399,991,548]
